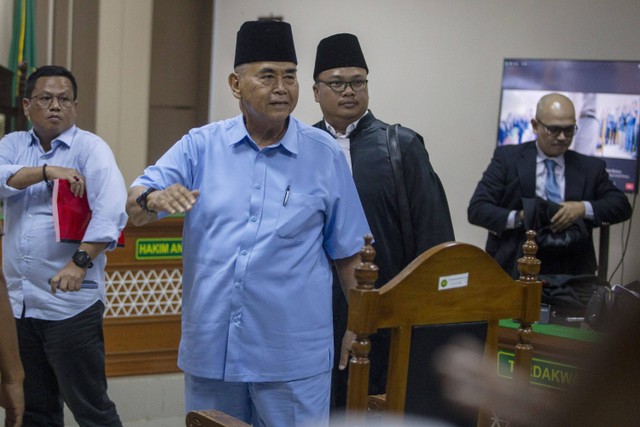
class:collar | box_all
[29,125,77,149]
[324,111,369,139]
[535,140,565,169]
[229,115,298,155]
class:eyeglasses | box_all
[29,94,75,109]
[316,79,368,93]
[536,119,578,137]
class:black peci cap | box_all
[313,33,368,79]
[234,20,297,67]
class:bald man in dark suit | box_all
[469,93,632,277]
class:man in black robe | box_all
[312,33,455,409]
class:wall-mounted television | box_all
[497,59,640,193]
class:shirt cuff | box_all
[583,201,594,220]
[506,210,519,229]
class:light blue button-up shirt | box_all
[132,115,370,382]
[0,126,128,320]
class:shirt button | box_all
[241,250,247,256]
[235,282,241,289]
[255,184,262,189]
[250,216,257,222]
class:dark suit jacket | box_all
[468,141,632,277]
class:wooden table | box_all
[498,319,600,390]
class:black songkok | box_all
[234,20,297,67]
[313,33,368,78]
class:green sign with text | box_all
[136,238,183,260]
[498,350,580,390]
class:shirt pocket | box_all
[276,193,324,241]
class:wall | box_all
[95,0,152,186]
[210,0,640,284]
[148,0,212,165]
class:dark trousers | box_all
[16,301,122,427]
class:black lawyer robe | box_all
[315,110,455,407]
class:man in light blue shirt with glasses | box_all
[0,65,127,426]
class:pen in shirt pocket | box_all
[48,278,99,289]
[282,185,291,206]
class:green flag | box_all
[7,0,37,108]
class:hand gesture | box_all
[147,184,200,214]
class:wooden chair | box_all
[186,231,541,426]
[346,231,541,426]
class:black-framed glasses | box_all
[316,79,368,93]
[536,119,578,137]
[29,94,75,109]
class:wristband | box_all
[136,188,157,213]
[43,163,52,191]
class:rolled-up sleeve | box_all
[0,133,33,197]
[82,141,128,250]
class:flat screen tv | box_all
[498,58,640,193]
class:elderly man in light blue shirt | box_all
[127,21,369,426]
[0,65,127,426]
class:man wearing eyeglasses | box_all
[468,93,631,278]
[312,33,455,409]
[0,65,126,426]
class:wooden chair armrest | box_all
[186,409,251,427]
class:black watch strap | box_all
[72,250,93,269]
[136,188,157,213]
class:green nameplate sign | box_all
[498,350,580,390]
[136,238,183,260]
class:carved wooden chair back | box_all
[346,232,541,426]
